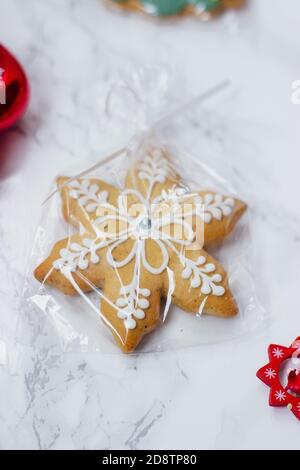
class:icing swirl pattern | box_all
[53,149,235,330]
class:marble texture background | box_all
[0,0,300,449]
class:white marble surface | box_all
[1,0,300,450]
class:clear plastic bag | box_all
[23,66,266,354]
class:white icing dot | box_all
[212,208,222,221]
[213,285,225,296]
[60,248,69,259]
[117,310,127,320]
[134,309,146,319]
[140,288,151,297]
[116,298,127,308]
[69,190,78,199]
[53,260,63,270]
[182,266,192,279]
[204,194,213,204]
[191,276,200,288]
[222,206,232,216]
[205,263,216,273]
[212,274,222,283]
[201,283,211,295]
[203,213,212,223]
[125,316,136,330]
[78,258,88,270]
[137,298,150,309]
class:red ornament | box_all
[287,369,300,396]
[257,337,300,420]
[0,44,29,131]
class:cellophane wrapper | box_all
[22,66,267,354]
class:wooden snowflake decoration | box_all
[257,337,300,421]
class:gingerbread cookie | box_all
[34,148,247,352]
[106,0,245,18]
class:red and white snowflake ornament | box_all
[257,337,300,420]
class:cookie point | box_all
[33,263,44,283]
[56,175,66,189]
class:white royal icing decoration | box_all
[106,237,169,276]
[116,283,151,330]
[137,149,172,188]
[54,149,232,330]
[180,255,225,296]
[53,238,101,271]
[69,179,108,213]
[194,193,235,223]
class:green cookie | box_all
[189,0,220,12]
[112,0,221,16]
[141,0,187,16]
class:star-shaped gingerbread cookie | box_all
[34,148,247,352]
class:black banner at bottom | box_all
[0,449,296,462]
